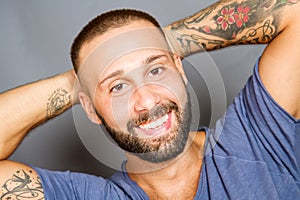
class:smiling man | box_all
[0,0,300,199]
[75,19,193,166]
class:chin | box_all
[98,91,192,164]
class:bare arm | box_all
[0,71,77,198]
[0,70,78,160]
[166,0,300,118]
[166,0,296,56]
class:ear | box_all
[173,53,188,84]
[78,91,102,124]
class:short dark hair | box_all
[70,9,161,73]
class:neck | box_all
[126,131,206,200]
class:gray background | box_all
[0,0,265,177]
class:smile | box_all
[137,112,172,137]
[139,114,168,130]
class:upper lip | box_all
[136,110,169,127]
[138,112,169,130]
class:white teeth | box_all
[139,114,168,130]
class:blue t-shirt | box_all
[34,59,300,199]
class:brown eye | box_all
[110,83,127,93]
[148,66,165,77]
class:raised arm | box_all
[166,0,300,119]
[0,70,78,198]
[166,0,297,55]
[0,70,78,160]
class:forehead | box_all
[78,20,171,90]
[79,20,159,64]
[102,48,172,77]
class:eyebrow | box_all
[143,54,168,65]
[99,54,168,86]
[99,69,124,86]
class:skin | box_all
[0,0,299,199]
[78,21,206,198]
[166,0,300,119]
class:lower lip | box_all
[137,112,172,137]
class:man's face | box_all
[78,20,192,163]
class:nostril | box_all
[131,86,161,112]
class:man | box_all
[0,0,299,200]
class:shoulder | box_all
[259,2,300,119]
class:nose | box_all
[131,84,161,112]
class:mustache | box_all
[127,102,178,130]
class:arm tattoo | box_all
[1,169,44,200]
[168,0,299,56]
[46,88,71,118]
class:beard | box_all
[97,91,192,163]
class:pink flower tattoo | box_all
[217,7,235,30]
[234,6,250,28]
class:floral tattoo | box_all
[168,0,299,55]
[216,5,250,31]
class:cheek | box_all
[95,91,131,132]
[159,72,187,107]
[111,95,131,130]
